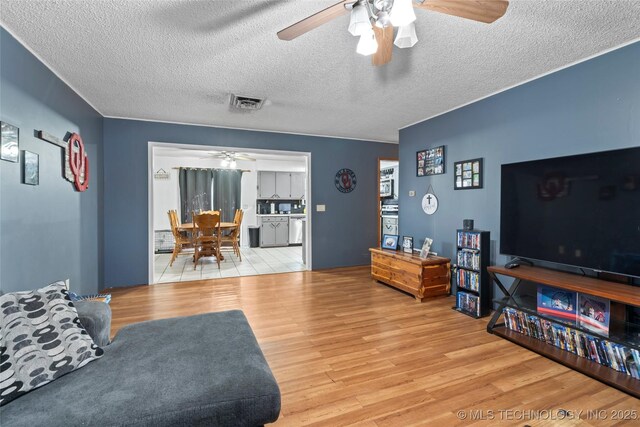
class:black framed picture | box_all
[23,151,39,185]
[382,234,398,250]
[402,236,413,254]
[1,121,19,163]
[416,145,445,177]
[454,158,483,190]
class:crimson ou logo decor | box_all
[335,168,357,193]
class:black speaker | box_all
[463,219,474,230]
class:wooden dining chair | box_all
[221,209,243,261]
[193,212,222,270]
[168,210,192,267]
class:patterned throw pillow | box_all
[0,282,104,405]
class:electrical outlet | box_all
[316,204,326,212]
[409,190,416,197]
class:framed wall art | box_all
[23,150,39,185]
[454,158,483,190]
[416,145,445,177]
[1,121,19,163]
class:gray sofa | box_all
[1,305,281,426]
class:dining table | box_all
[177,222,237,232]
[177,222,238,261]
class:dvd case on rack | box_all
[537,285,577,322]
[577,293,610,335]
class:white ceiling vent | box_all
[229,94,265,112]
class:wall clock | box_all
[422,192,438,215]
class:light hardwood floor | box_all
[107,267,639,426]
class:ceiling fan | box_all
[201,151,256,168]
[277,0,509,66]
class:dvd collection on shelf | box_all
[457,231,481,250]
[457,291,481,317]
[454,229,490,318]
[456,269,480,292]
[457,249,481,271]
[503,307,640,379]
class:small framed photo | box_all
[1,122,19,163]
[23,151,39,185]
[420,237,433,258]
[402,236,413,254]
[454,158,483,190]
[382,234,398,250]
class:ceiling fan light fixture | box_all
[348,3,371,36]
[394,22,418,48]
[374,11,392,28]
[390,0,416,27]
[356,27,378,56]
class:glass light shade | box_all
[394,22,418,48]
[348,3,371,36]
[390,0,416,27]
[356,27,378,56]
[221,158,229,166]
[229,160,237,169]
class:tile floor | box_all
[153,246,306,283]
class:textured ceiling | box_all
[1,0,639,143]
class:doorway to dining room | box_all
[148,142,311,284]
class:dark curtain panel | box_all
[179,168,213,223]
[212,169,243,222]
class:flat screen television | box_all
[500,147,640,278]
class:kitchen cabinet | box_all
[289,173,305,199]
[257,172,277,199]
[275,172,291,199]
[258,172,305,199]
[260,216,289,247]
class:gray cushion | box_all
[75,300,112,347]
[0,282,103,406]
[1,310,281,426]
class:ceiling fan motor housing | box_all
[371,0,395,27]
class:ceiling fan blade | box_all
[372,26,393,66]
[277,0,352,41]
[414,0,509,24]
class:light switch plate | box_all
[316,204,326,212]
[409,190,416,197]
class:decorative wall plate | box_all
[335,168,356,193]
[422,192,438,215]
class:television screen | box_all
[500,147,640,278]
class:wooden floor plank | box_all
[106,267,638,426]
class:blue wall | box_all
[0,28,103,294]
[103,119,397,287]
[399,42,640,286]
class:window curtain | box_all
[178,168,213,223]
[212,169,243,222]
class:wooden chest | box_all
[369,248,451,302]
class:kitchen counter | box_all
[257,214,306,217]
